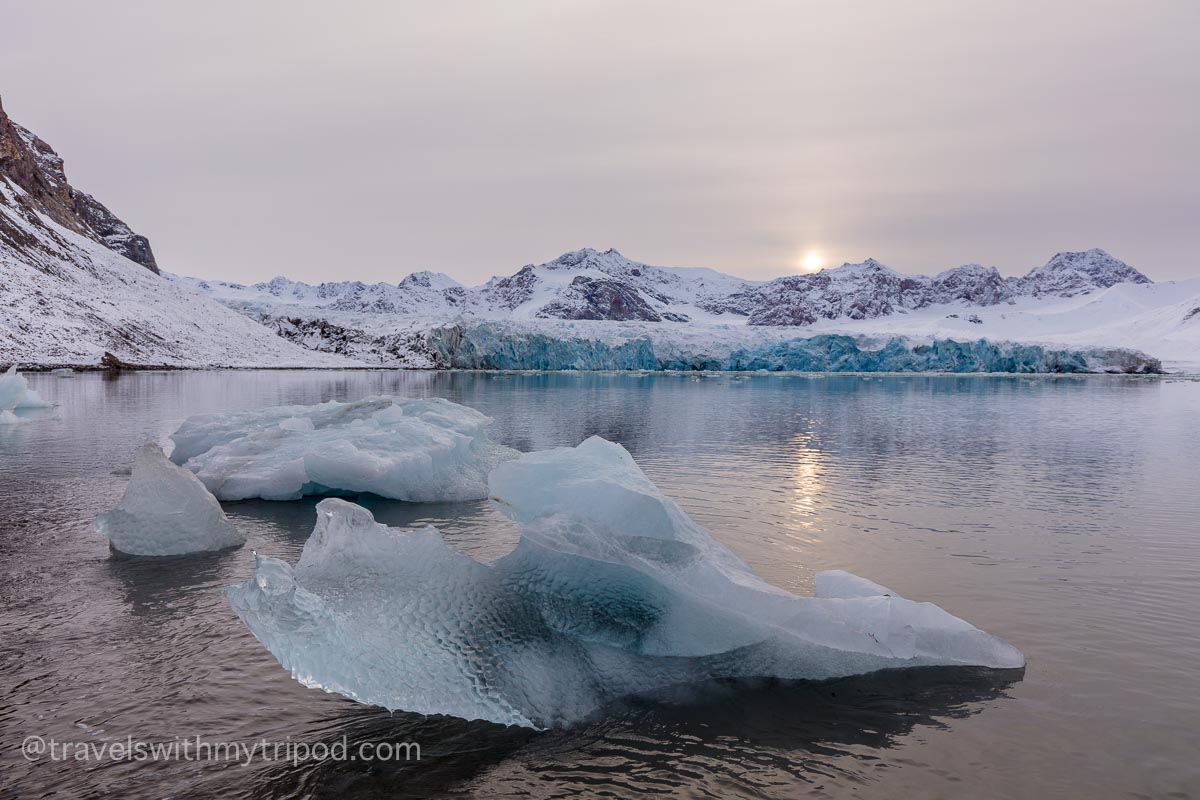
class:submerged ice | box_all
[170,396,516,502]
[227,437,1024,728]
[92,443,245,556]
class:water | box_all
[2,371,1198,799]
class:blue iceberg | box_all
[227,437,1024,728]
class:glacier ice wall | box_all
[92,443,245,556]
[170,396,517,502]
[227,437,1024,729]
[421,325,1162,373]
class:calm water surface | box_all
[2,371,1198,799]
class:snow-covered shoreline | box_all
[9,365,1188,377]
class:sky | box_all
[2,0,1198,285]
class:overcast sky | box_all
[3,1,1198,284]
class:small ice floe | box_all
[227,436,1023,729]
[0,365,29,412]
[170,396,516,502]
[50,368,75,377]
[0,366,55,418]
[92,443,245,556]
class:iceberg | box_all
[92,443,245,556]
[170,396,516,502]
[227,437,1023,729]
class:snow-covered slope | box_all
[174,247,1200,373]
[0,98,359,368]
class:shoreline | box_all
[9,364,1194,378]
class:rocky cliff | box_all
[0,98,355,368]
[0,95,158,273]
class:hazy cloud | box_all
[3,0,1197,283]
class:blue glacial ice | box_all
[92,443,245,556]
[421,324,1161,373]
[226,437,1024,728]
[170,396,516,502]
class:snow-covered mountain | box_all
[171,246,1199,372]
[174,245,1156,325]
[0,97,355,368]
[0,96,1193,373]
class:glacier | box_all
[227,437,1024,729]
[420,325,1161,373]
[170,396,517,502]
[92,443,245,556]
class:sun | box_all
[798,250,825,273]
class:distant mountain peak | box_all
[543,247,634,271]
[1022,248,1151,297]
[823,258,895,276]
[400,270,462,290]
[1038,248,1143,275]
[936,262,992,275]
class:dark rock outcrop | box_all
[482,265,540,310]
[537,276,672,322]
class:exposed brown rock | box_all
[100,351,130,369]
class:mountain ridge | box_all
[172,246,1154,328]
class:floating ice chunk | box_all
[228,438,1024,729]
[92,443,245,556]
[170,396,516,502]
[489,437,1025,665]
[0,365,27,411]
[0,410,20,425]
[229,500,579,727]
[0,366,54,411]
[50,368,75,377]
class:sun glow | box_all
[798,250,825,273]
